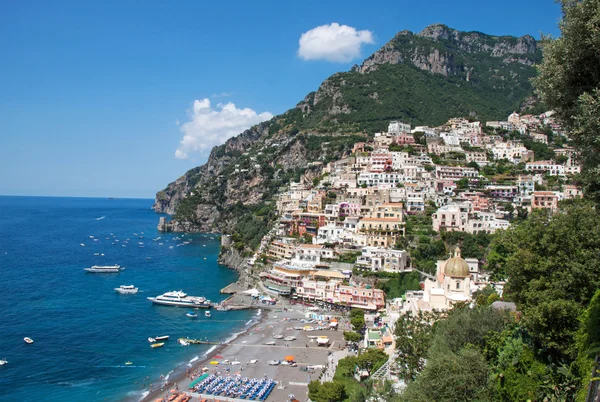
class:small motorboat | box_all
[267,360,280,366]
[150,343,164,348]
[178,339,189,346]
[148,337,156,343]
[186,311,198,318]
[0,358,7,366]
[155,335,169,341]
[272,334,284,339]
[205,311,211,318]
[24,337,34,344]
[125,361,133,365]
[115,285,138,294]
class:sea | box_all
[0,196,256,402]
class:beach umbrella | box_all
[202,367,209,371]
[210,361,219,365]
[285,355,295,362]
[215,355,223,358]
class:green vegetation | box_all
[533,0,600,203]
[487,200,600,361]
[375,271,421,300]
[349,308,365,332]
[394,310,442,381]
[228,201,277,252]
[343,331,363,343]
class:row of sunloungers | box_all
[192,375,276,401]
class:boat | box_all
[148,337,156,343]
[155,335,169,341]
[147,290,211,308]
[150,343,164,348]
[125,361,133,365]
[205,311,211,318]
[84,265,123,273]
[178,339,189,346]
[186,311,198,318]
[0,358,7,366]
[177,338,210,345]
[24,337,34,344]
[115,285,138,294]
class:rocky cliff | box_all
[154,23,542,252]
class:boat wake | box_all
[136,390,150,402]
[203,345,217,356]
[95,216,106,221]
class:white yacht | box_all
[147,290,210,308]
[84,265,122,273]
[115,285,138,294]
[0,358,7,365]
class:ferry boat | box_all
[115,285,138,294]
[147,290,210,308]
[84,265,122,273]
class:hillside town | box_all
[226,111,584,349]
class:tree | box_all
[533,0,600,202]
[349,309,365,332]
[344,331,363,343]
[308,380,347,402]
[355,349,388,376]
[456,177,469,189]
[394,310,442,381]
[487,200,600,360]
[401,347,493,402]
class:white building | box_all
[422,248,473,310]
[388,121,411,134]
[356,247,410,273]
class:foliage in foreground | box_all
[533,0,600,203]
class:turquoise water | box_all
[0,196,254,401]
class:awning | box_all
[189,373,209,388]
[242,288,261,296]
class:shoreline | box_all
[137,303,348,402]
[138,308,266,402]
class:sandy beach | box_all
[140,303,348,402]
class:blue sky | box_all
[0,0,562,198]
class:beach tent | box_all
[189,373,210,388]
[284,355,295,362]
[242,288,261,297]
[316,337,329,345]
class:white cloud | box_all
[175,98,273,159]
[298,23,374,63]
[211,91,233,98]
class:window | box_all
[456,282,460,290]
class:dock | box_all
[220,282,243,294]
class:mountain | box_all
[154,24,542,249]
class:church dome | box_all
[444,247,470,277]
